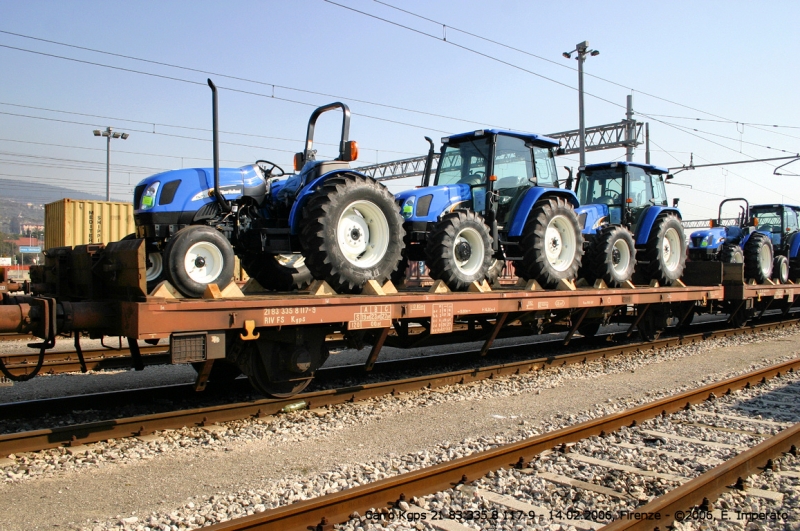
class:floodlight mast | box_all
[563,41,600,167]
[92,126,129,201]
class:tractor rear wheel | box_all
[519,197,584,288]
[426,210,493,291]
[163,226,235,298]
[743,232,773,283]
[301,174,404,293]
[720,244,744,263]
[241,253,312,291]
[772,255,789,284]
[585,225,635,287]
[640,214,686,286]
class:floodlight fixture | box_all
[562,39,600,166]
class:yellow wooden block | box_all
[429,280,451,293]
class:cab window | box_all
[650,173,668,206]
[626,166,652,208]
[435,138,490,186]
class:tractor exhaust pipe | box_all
[208,79,230,212]
[422,136,435,187]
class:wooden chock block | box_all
[149,280,179,299]
[556,278,576,291]
[241,278,265,294]
[307,280,337,296]
[592,279,608,289]
[648,279,660,288]
[429,280,451,294]
[219,282,245,298]
[515,277,528,288]
[381,280,399,295]
[674,279,687,287]
[203,284,223,299]
[468,280,492,293]
[764,278,775,286]
[621,280,636,289]
[524,279,544,291]
[362,279,386,296]
[575,278,590,288]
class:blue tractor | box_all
[688,199,799,283]
[133,80,404,299]
[395,130,583,291]
[573,162,686,287]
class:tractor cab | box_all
[750,204,800,249]
[575,161,670,235]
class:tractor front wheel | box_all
[241,254,312,291]
[641,214,686,286]
[426,210,493,291]
[743,232,773,284]
[585,225,635,287]
[163,226,235,298]
[301,174,404,293]
[720,244,744,263]
[772,255,789,284]
[519,197,584,288]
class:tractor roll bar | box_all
[303,102,351,163]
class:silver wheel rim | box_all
[662,227,682,272]
[611,238,631,275]
[780,260,789,282]
[275,254,305,269]
[544,214,577,272]
[452,226,484,275]
[183,241,224,284]
[146,252,163,282]
[337,200,390,268]
[759,244,772,277]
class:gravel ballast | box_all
[0,325,798,530]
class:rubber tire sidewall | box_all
[720,244,744,264]
[743,232,773,284]
[241,254,312,291]
[642,214,686,286]
[519,196,584,288]
[773,255,789,284]
[586,225,636,287]
[301,174,404,293]
[425,210,493,291]
[164,225,235,298]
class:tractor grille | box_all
[691,236,705,247]
[577,212,587,229]
[159,180,181,205]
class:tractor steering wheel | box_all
[596,191,619,205]
[255,160,285,178]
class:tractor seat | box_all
[494,175,525,190]
[458,173,484,186]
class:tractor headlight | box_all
[140,181,160,210]
[591,215,608,230]
[402,197,415,219]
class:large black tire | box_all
[425,210,493,291]
[163,226,235,298]
[241,254,312,291]
[300,174,404,293]
[518,197,584,288]
[122,233,164,293]
[772,254,789,284]
[640,214,686,286]
[743,232,773,284]
[583,226,636,287]
[390,232,414,287]
[720,244,744,264]
[486,259,506,286]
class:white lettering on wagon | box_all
[348,304,392,330]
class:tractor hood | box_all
[575,203,610,233]
[395,184,474,223]
[134,165,267,215]
[688,227,727,250]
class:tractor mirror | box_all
[672,198,680,207]
[556,147,566,155]
[293,152,304,172]
[666,174,674,181]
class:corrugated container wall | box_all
[45,199,135,249]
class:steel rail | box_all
[0,319,796,458]
[600,422,800,531]
[0,345,168,375]
[200,358,800,531]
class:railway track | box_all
[198,358,800,531]
[0,344,169,375]
[1,318,797,459]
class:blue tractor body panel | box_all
[634,207,682,246]
[394,184,473,223]
[788,232,800,259]
[575,203,612,235]
[506,188,579,238]
[688,227,727,252]
[133,165,264,216]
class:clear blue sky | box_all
[1,0,799,220]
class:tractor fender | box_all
[288,169,372,235]
[506,188,579,238]
[634,206,682,246]
[788,232,800,259]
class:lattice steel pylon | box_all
[356,120,643,182]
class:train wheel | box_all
[238,328,329,398]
